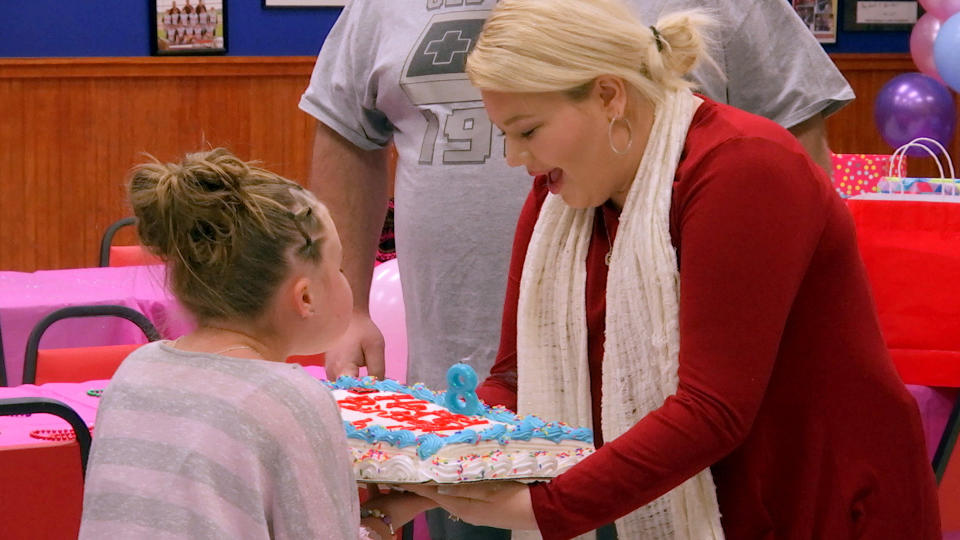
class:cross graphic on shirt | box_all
[423,30,472,66]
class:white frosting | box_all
[332,387,595,484]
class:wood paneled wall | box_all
[0,57,318,272]
[0,54,957,272]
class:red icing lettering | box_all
[338,391,490,432]
[351,418,373,429]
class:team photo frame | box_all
[150,0,227,55]
[262,0,347,7]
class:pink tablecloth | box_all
[0,265,195,386]
[0,379,106,447]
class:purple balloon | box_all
[910,13,945,82]
[920,0,960,21]
[874,73,957,155]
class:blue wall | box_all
[824,31,910,54]
[0,1,342,57]
[0,1,908,58]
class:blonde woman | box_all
[409,0,941,538]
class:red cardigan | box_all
[476,98,940,539]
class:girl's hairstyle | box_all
[465,0,716,105]
[129,148,324,323]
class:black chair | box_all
[0,397,92,538]
[0,321,7,387]
[99,217,162,267]
[22,304,161,385]
[0,396,92,473]
[99,217,136,267]
[930,393,960,534]
[934,397,960,483]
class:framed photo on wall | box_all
[842,0,919,31]
[793,0,838,44]
[151,0,227,55]
[263,0,347,7]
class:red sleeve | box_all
[531,137,830,537]
[476,176,550,412]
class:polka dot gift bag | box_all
[830,151,906,198]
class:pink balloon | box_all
[369,258,408,383]
[911,13,946,82]
[920,0,960,21]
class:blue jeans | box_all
[423,509,618,539]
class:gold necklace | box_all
[172,338,265,359]
[214,345,259,356]
[180,326,270,360]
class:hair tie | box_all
[650,25,664,53]
[287,205,315,251]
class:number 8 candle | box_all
[445,363,481,415]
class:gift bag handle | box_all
[883,143,943,195]
[887,137,956,179]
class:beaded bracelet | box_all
[360,508,394,536]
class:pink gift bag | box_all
[831,152,906,198]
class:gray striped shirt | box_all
[80,341,364,539]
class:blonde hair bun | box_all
[466,0,716,104]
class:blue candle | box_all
[445,363,481,415]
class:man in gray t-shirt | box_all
[299,1,853,537]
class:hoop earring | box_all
[608,116,633,155]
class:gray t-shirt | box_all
[299,0,854,389]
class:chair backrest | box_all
[935,399,960,532]
[0,320,6,386]
[108,244,163,267]
[36,343,144,385]
[0,397,91,539]
[286,352,326,367]
[99,216,162,267]
[23,305,162,384]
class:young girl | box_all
[79,148,408,539]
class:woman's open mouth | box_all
[546,168,564,194]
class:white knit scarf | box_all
[514,89,724,540]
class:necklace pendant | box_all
[604,251,612,266]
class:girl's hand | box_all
[361,485,437,538]
[360,517,390,540]
[407,481,538,530]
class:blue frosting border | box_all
[324,376,594,460]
